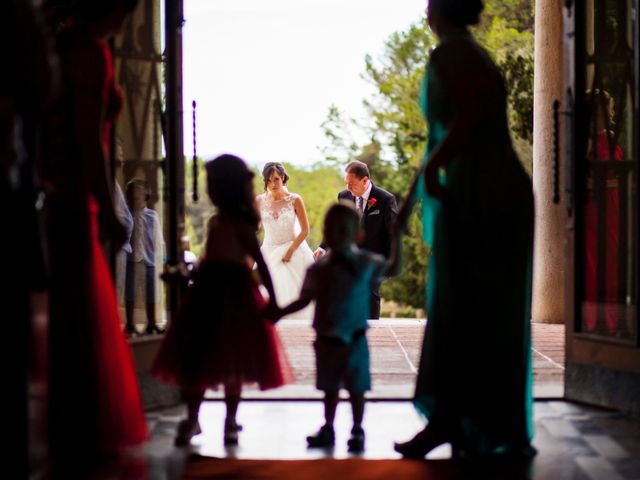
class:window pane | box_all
[581,0,638,342]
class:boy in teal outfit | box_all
[271,202,399,452]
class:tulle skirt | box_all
[261,240,315,319]
[152,261,293,391]
[48,196,147,461]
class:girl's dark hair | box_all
[205,154,259,228]
[125,178,150,203]
[325,202,360,231]
[262,162,289,190]
[432,0,484,27]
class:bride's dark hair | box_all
[262,162,289,190]
[205,154,259,228]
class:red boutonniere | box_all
[368,198,377,208]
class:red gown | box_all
[47,29,147,465]
[584,131,622,332]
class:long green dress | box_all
[414,29,535,456]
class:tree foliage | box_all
[183,3,535,310]
[475,1,534,170]
[319,1,534,308]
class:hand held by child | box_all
[264,303,282,324]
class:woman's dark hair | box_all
[262,162,289,190]
[206,154,259,228]
[586,88,613,124]
[431,0,484,27]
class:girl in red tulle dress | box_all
[152,154,292,446]
[46,1,147,473]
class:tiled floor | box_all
[202,320,565,399]
[143,400,640,479]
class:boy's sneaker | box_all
[347,426,365,452]
[223,419,242,446]
[306,425,335,448]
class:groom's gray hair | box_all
[345,160,370,180]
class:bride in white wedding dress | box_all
[257,163,315,319]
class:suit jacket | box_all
[321,183,398,259]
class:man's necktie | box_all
[357,196,364,213]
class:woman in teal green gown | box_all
[393,0,535,459]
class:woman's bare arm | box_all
[282,195,310,262]
[255,194,263,231]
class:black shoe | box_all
[145,324,165,335]
[306,425,335,448]
[223,422,241,446]
[224,419,243,433]
[124,324,139,337]
[174,419,202,447]
[347,426,365,452]
[224,429,239,446]
[393,426,449,459]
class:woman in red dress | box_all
[45,0,147,474]
[584,89,623,333]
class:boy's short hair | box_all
[325,202,360,231]
[126,178,151,201]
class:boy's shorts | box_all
[314,331,371,394]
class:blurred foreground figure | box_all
[44,0,148,475]
[1,0,57,476]
[394,0,535,460]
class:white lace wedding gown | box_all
[259,193,315,320]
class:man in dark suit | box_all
[314,160,398,319]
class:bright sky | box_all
[182,0,425,167]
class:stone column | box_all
[532,0,565,324]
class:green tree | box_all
[319,1,534,308]
[475,0,535,172]
[319,20,435,308]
